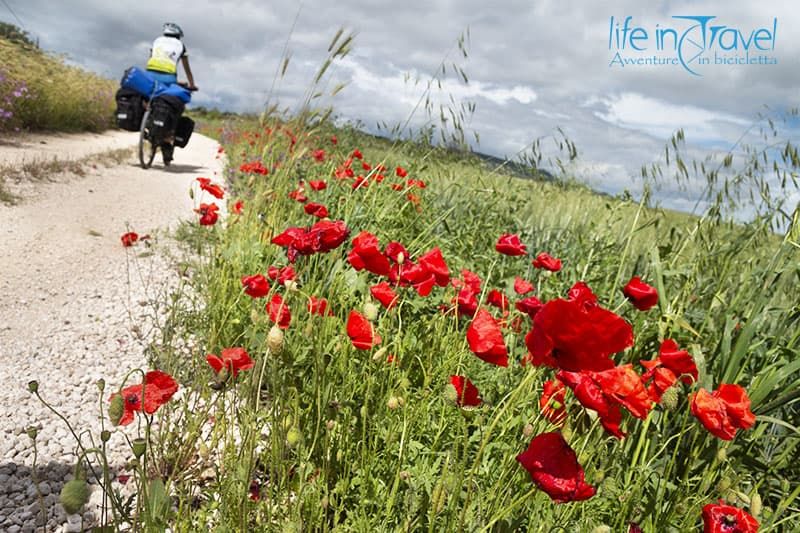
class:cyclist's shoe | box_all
[162,143,174,166]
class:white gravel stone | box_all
[0,132,222,531]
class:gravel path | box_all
[0,131,222,532]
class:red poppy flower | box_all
[231,200,244,214]
[312,149,326,162]
[110,370,178,426]
[640,339,698,402]
[330,135,337,145]
[196,177,225,199]
[557,365,652,438]
[702,501,759,533]
[691,384,756,440]
[196,203,220,226]
[121,232,139,247]
[466,309,508,367]
[516,296,544,319]
[304,202,329,218]
[267,265,296,285]
[514,276,534,295]
[540,379,567,425]
[450,375,481,407]
[308,180,327,191]
[417,247,450,287]
[532,252,562,272]
[454,288,479,317]
[622,276,659,311]
[352,175,370,190]
[384,241,408,264]
[348,231,392,277]
[486,289,509,312]
[351,149,363,160]
[525,294,633,372]
[271,220,349,262]
[452,269,482,293]
[390,183,404,191]
[346,310,381,350]
[241,274,270,298]
[239,161,269,175]
[267,294,291,329]
[516,432,596,503]
[395,166,408,177]
[362,162,372,171]
[406,178,426,189]
[206,347,254,378]
[567,281,597,308]
[307,295,333,316]
[288,187,307,203]
[370,282,399,309]
[495,233,528,256]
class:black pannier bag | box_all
[174,116,195,148]
[114,88,144,132]
[146,94,185,141]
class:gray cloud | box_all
[3,0,798,217]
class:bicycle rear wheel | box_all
[138,108,157,169]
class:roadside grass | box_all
[0,34,116,133]
[135,115,798,531]
[0,147,135,204]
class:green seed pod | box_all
[59,479,90,515]
[27,381,39,394]
[660,385,679,411]
[267,325,284,352]
[100,430,111,443]
[26,427,38,440]
[108,394,125,426]
[132,438,147,458]
[96,379,105,392]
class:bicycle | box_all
[138,82,197,169]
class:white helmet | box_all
[162,22,183,39]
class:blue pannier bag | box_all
[154,83,192,104]
[120,66,165,98]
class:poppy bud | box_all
[360,405,368,420]
[26,426,38,440]
[304,322,314,338]
[249,309,261,324]
[591,527,612,533]
[716,447,727,462]
[399,470,410,481]
[189,187,194,200]
[750,491,762,518]
[522,423,535,438]
[372,347,388,362]
[286,428,303,448]
[363,302,379,322]
[198,441,209,460]
[108,394,125,426]
[396,252,405,265]
[336,449,343,462]
[387,396,401,410]
[267,325,284,352]
[321,495,329,509]
[716,476,732,493]
[132,438,147,458]
[100,430,111,443]
[326,420,336,431]
[285,280,299,292]
[96,379,105,392]
[28,380,39,393]
[59,479,90,515]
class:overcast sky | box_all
[3,0,798,217]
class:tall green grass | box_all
[0,31,115,132]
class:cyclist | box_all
[146,22,197,164]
